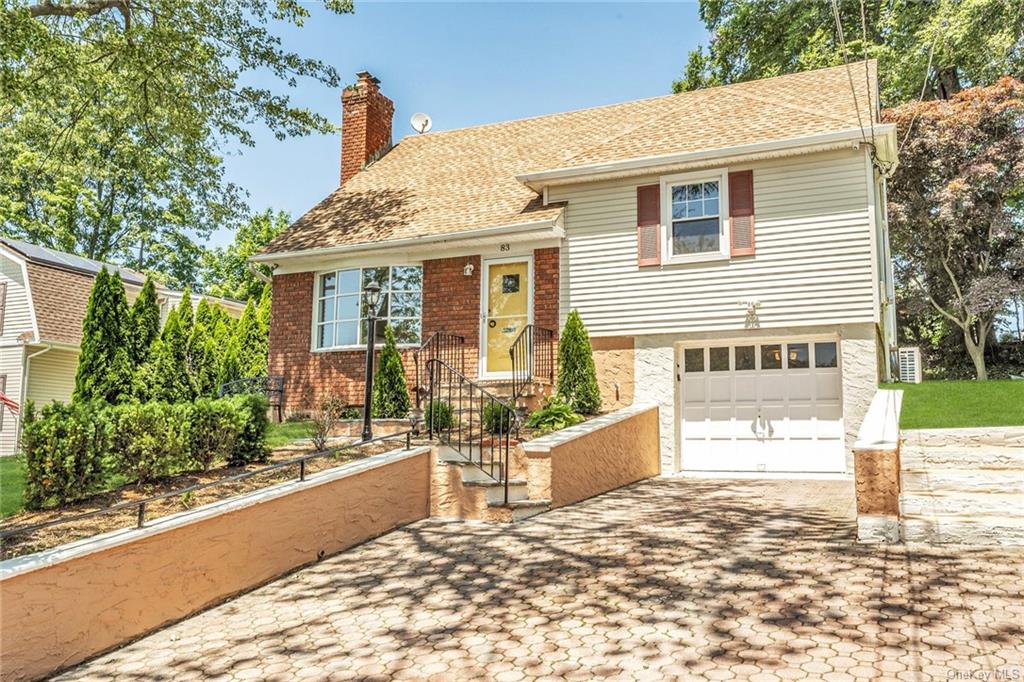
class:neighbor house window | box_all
[669,179,721,256]
[315,265,422,349]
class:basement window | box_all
[314,265,422,350]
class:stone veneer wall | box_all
[0,448,432,682]
[591,336,635,410]
[523,404,660,508]
[633,323,880,474]
[268,248,560,414]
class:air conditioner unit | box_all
[898,347,923,384]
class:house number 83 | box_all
[499,243,510,252]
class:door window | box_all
[709,347,730,371]
[815,342,838,368]
[760,344,783,370]
[734,345,755,371]
[787,343,810,369]
[683,348,704,372]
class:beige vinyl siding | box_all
[549,148,876,336]
[0,345,24,456]
[1,253,35,342]
[25,346,80,407]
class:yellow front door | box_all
[484,260,530,374]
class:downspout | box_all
[16,343,53,451]
[247,262,274,285]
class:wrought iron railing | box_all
[218,375,285,422]
[425,358,516,505]
[413,331,465,408]
[509,324,556,400]
[0,430,415,549]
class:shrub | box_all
[372,325,411,418]
[21,400,110,509]
[227,393,269,465]
[340,405,362,420]
[482,401,515,434]
[424,399,455,432]
[110,402,189,483]
[555,310,601,415]
[526,395,583,434]
[309,395,346,451]
[187,398,242,470]
[74,267,133,404]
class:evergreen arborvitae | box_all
[234,299,265,379]
[194,297,213,331]
[73,268,133,404]
[142,309,193,402]
[177,287,194,338]
[129,276,161,368]
[254,284,271,375]
[372,324,411,418]
[187,316,219,397]
[217,334,243,389]
[555,310,601,415]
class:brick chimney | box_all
[340,71,395,186]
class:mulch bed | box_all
[0,436,414,561]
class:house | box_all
[0,238,246,456]
[255,63,899,476]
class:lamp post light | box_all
[361,281,382,442]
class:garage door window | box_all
[815,342,838,368]
[760,344,783,370]
[787,343,809,369]
[709,347,730,371]
[684,348,704,372]
[735,345,755,371]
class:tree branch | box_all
[28,0,131,30]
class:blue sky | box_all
[215,1,707,246]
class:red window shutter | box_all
[636,184,661,267]
[729,170,755,257]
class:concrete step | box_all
[900,491,1024,518]
[901,515,1024,546]
[489,498,550,522]
[901,469,1024,495]
[465,478,530,504]
[900,445,1024,470]
[903,427,1024,449]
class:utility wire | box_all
[831,0,867,144]
[898,23,940,155]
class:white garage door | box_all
[680,340,845,474]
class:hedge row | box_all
[22,394,269,510]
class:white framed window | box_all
[661,170,729,262]
[314,265,423,350]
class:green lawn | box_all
[881,380,1024,429]
[1,455,26,518]
[0,422,312,520]
[266,420,312,448]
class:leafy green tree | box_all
[128,276,160,368]
[202,210,290,300]
[73,267,132,403]
[555,310,601,415]
[372,325,411,418]
[0,2,351,283]
[884,77,1024,380]
[673,0,1024,105]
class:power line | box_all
[898,24,940,155]
[831,0,867,144]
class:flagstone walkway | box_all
[57,478,1024,681]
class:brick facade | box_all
[269,248,560,414]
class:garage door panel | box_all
[815,373,840,401]
[734,378,758,402]
[787,373,814,401]
[683,377,706,402]
[759,379,786,402]
[708,376,732,402]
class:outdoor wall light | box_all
[463,262,474,277]
[361,280,383,442]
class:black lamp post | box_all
[361,281,382,442]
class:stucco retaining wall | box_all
[523,404,660,508]
[0,446,432,682]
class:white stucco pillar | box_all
[633,335,676,474]
[840,323,881,471]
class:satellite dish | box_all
[410,112,433,134]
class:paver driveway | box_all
[58,478,1024,681]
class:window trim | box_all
[310,264,423,352]
[660,168,730,264]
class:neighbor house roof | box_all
[262,62,885,257]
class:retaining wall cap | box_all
[854,389,903,452]
[0,445,433,581]
[523,403,659,454]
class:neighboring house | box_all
[0,238,245,456]
[255,64,899,477]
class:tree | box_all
[73,267,132,403]
[202,210,289,301]
[555,310,601,415]
[0,2,351,285]
[372,325,410,418]
[177,287,194,339]
[233,299,266,379]
[136,308,192,402]
[885,77,1024,380]
[186,317,218,398]
[128,276,160,368]
[672,0,1024,106]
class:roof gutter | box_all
[250,217,562,264]
[516,125,898,190]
